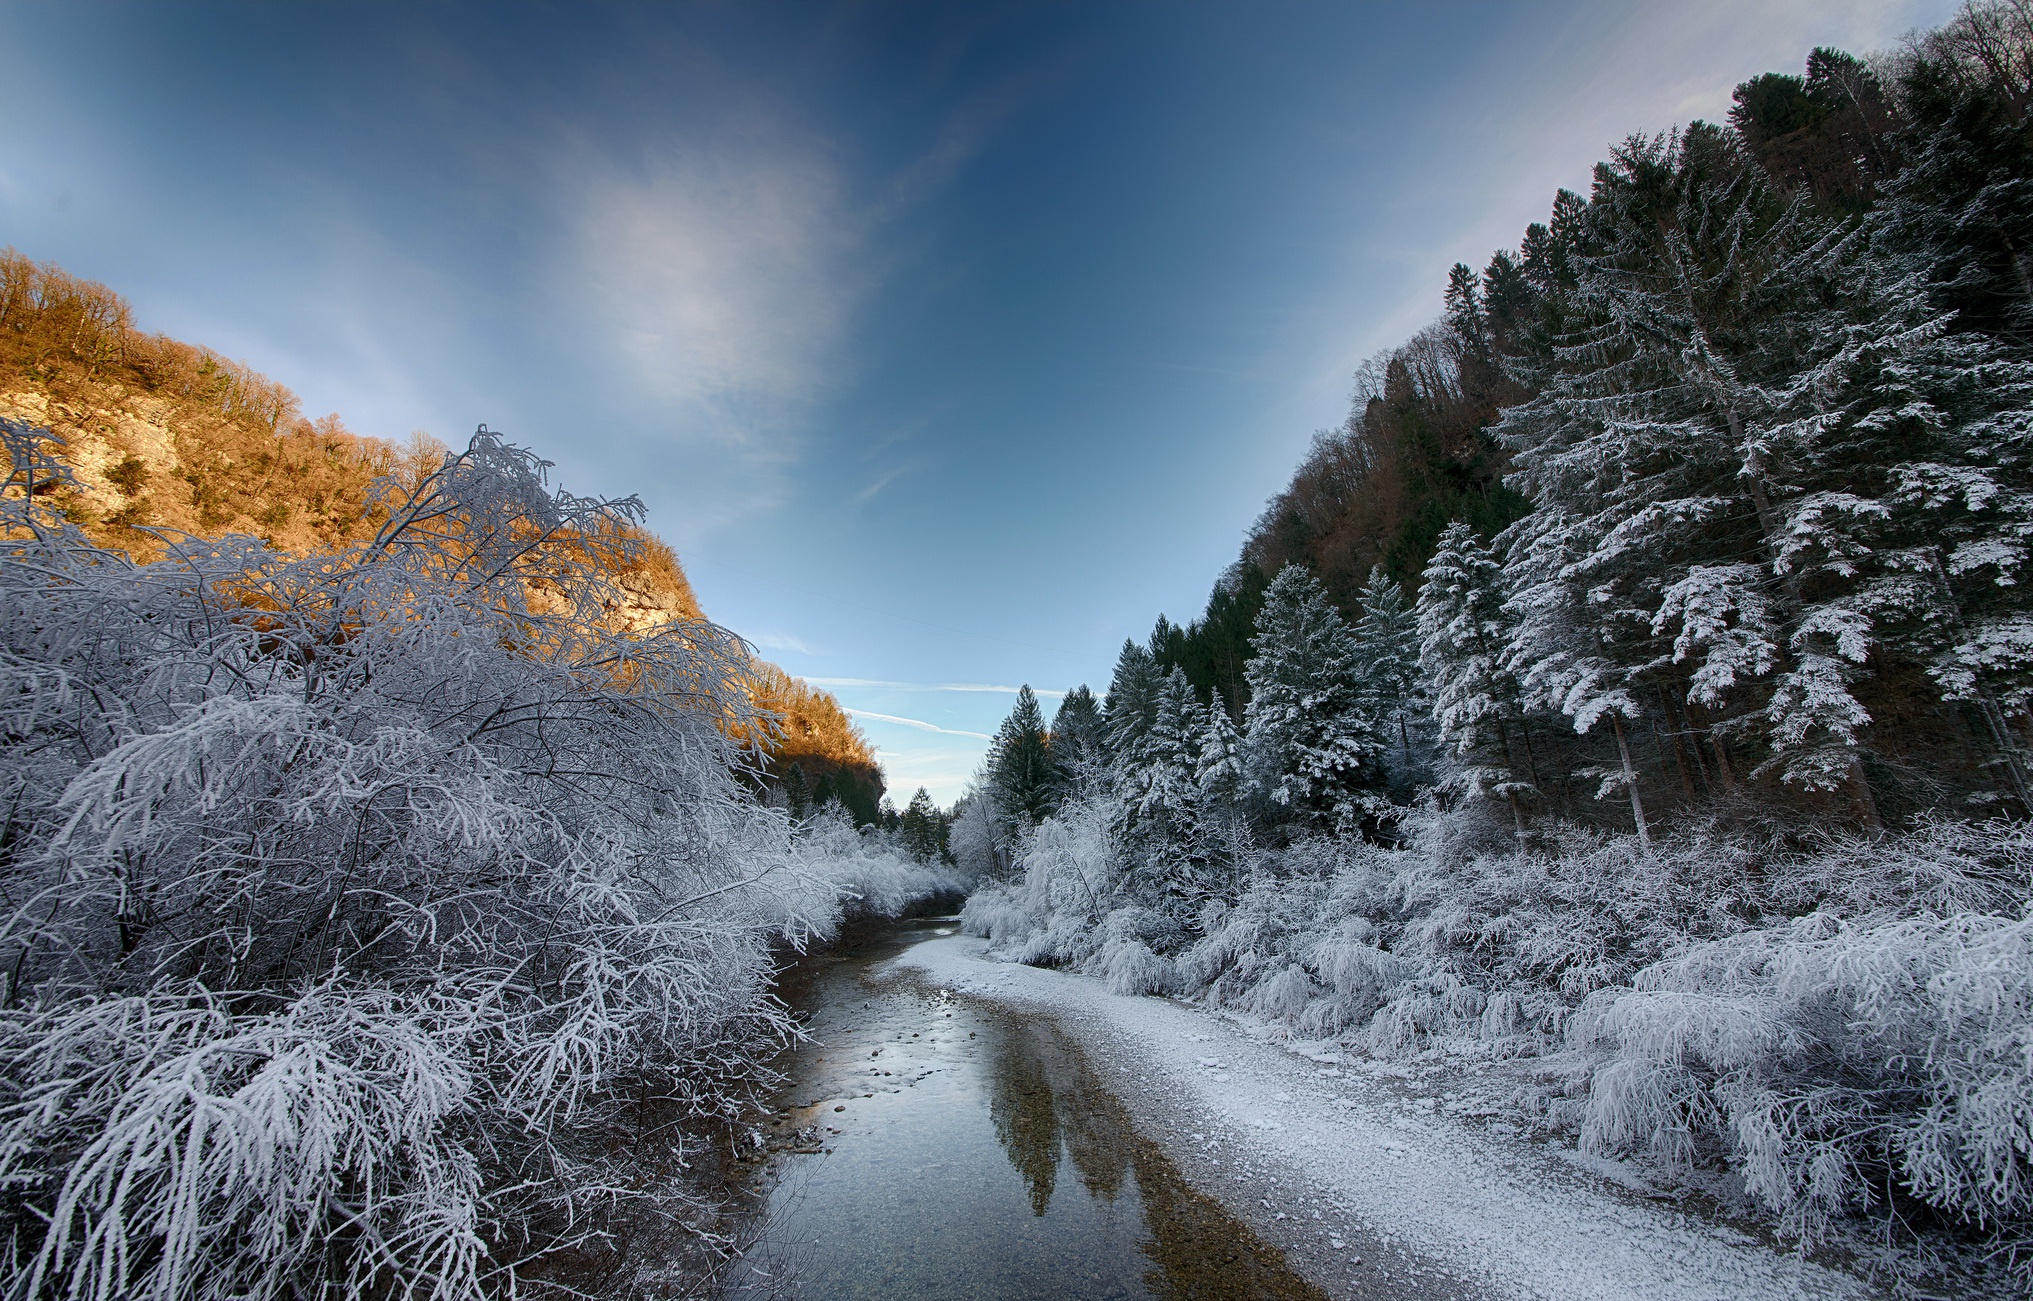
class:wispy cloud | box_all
[844,708,993,740]
[851,462,913,505]
[808,677,1065,698]
[570,134,850,428]
[752,631,820,655]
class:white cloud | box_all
[752,631,819,655]
[844,708,993,741]
[577,145,848,417]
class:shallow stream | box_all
[727,916,1325,1300]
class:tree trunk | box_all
[1610,713,1652,850]
[1654,682,1697,803]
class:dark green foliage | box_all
[987,685,1057,830]
[900,787,949,863]
[1048,685,1109,790]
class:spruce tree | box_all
[901,787,943,863]
[1104,639,1161,777]
[986,685,1056,834]
[1048,684,1110,795]
[1418,523,1536,832]
[1354,566,1424,781]
[782,762,811,822]
[1242,565,1389,833]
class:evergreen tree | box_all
[782,762,811,822]
[1242,565,1389,833]
[987,685,1056,833]
[900,787,944,863]
[1353,565,1425,782]
[1048,684,1110,794]
[1126,668,1204,832]
[1104,639,1161,776]
[1195,704,1246,806]
[1418,523,1536,832]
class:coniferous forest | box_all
[960,3,2033,1288]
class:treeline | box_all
[0,250,885,804]
[956,3,2033,1285]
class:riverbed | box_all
[726,916,1326,1300]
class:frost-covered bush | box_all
[790,805,965,922]
[0,423,860,1299]
[962,797,1122,967]
[964,764,2033,1267]
[1574,911,2033,1275]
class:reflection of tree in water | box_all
[988,1027,1062,1216]
[986,1018,1329,1301]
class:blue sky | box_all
[0,0,1957,803]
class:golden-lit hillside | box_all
[0,250,878,799]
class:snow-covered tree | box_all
[1195,703,1246,807]
[1353,565,1427,787]
[1418,523,1538,832]
[1049,683,1110,795]
[0,423,875,1300]
[1242,565,1389,833]
[1125,668,1204,832]
[1104,638,1161,778]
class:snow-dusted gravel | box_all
[891,933,1880,1301]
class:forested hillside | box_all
[0,251,885,814]
[958,2,2033,1290]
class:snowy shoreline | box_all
[892,932,1878,1301]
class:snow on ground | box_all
[892,933,1880,1301]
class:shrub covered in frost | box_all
[963,774,2033,1271]
[1573,910,2033,1275]
[0,422,887,1299]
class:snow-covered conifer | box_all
[1104,638,1161,776]
[1242,565,1389,833]
[1049,684,1110,795]
[1418,523,1537,831]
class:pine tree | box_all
[986,685,1056,834]
[1418,523,1536,832]
[1048,684,1109,795]
[1104,639,1161,777]
[900,787,943,863]
[1242,565,1389,833]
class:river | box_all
[726,915,1327,1300]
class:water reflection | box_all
[987,1016,1324,1301]
[728,918,1327,1301]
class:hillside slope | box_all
[0,250,880,805]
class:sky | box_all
[0,0,1961,804]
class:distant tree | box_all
[783,762,812,821]
[900,787,944,863]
